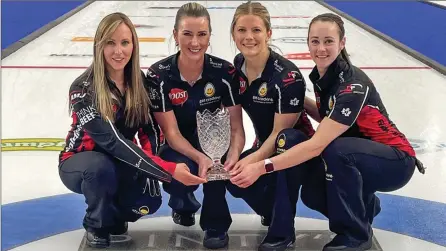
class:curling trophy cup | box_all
[196,108,231,181]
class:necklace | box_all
[180,72,202,85]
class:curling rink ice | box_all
[2,1,446,250]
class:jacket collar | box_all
[170,51,213,82]
[235,48,281,83]
[309,55,350,92]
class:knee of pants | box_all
[321,138,354,175]
[276,128,309,153]
[301,186,328,217]
[274,129,312,181]
[83,157,118,194]
[226,182,244,198]
[160,148,199,193]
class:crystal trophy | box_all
[196,108,231,181]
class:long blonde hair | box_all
[88,12,149,127]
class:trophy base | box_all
[207,165,231,181]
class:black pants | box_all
[226,128,327,238]
[59,151,162,233]
[322,137,416,245]
[159,145,232,232]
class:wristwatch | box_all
[264,159,275,173]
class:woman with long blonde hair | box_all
[58,12,205,248]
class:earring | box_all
[175,42,179,46]
[208,42,210,46]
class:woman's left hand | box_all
[229,160,265,188]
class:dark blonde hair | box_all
[89,12,150,127]
[308,13,351,65]
[170,2,212,52]
[174,2,212,33]
[230,1,283,54]
[230,1,271,35]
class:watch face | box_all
[265,163,274,173]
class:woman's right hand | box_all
[197,155,214,179]
[172,163,207,186]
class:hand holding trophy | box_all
[196,108,231,181]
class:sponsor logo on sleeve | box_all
[149,87,160,100]
[339,84,364,95]
[70,91,87,104]
[76,105,97,125]
[147,68,158,78]
[290,98,299,106]
[341,108,351,117]
[283,71,301,87]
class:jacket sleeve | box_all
[70,85,173,182]
[146,66,173,112]
[275,68,306,114]
[136,112,177,175]
[221,62,241,107]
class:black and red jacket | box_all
[58,70,175,182]
[310,56,415,157]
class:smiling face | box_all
[174,16,210,61]
[232,14,271,58]
[103,22,133,73]
[308,20,345,72]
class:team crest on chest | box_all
[258,82,268,97]
[204,82,215,97]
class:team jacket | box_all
[310,55,415,157]
[58,70,175,182]
[233,49,315,146]
[146,52,240,147]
